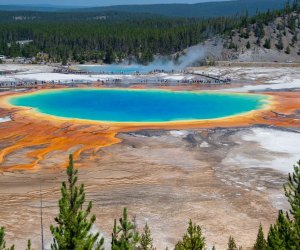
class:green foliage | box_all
[174,219,205,250]
[104,47,116,64]
[287,15,297,33]
[263,38,271,49]
[246,41,251,49]
[61,58,68,66]
[50,154,104,250]
[284,160,300,247]
[254,22,265,39]
[254,224,267,250]
[292,32,298,46]
[228,41,238,51]
[140,223,155,250]
[266,161,300,249]
[140,49,154,65]
[0,227,14,250]
[111,208,139,250]
[0,1,298,63]
[256,38,261,46]
[239,30,250,39]
[285,46,291,54]
[284,161,300,223]
[227,236,237,250]
[267,210,296,249]
[26,240,32,250]
[276,34,284,50]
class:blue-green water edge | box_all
[78,65,150,74]
[9,89,268,123]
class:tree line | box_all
[0,154,299,250]
[0,1,299,65]
[0,17,236,64]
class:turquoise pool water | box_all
[9,89,268,123]
[79,65,149,74]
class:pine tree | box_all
[227,236,237,250]
[26,240,32,250]
[263,39,271,49]
[246,41,251,49]
[267,224,283,249]
[61,58,68,66]
[267,210,296,249]
[140,223,155,250]
[276,34,284,50]
[266,161,300,249]
[0,227,14,250]
[254,224,267,250]
[111,208,139,250]
[284,161,300,223]
[104,46,116,64]
[50,155,104,250]
[284,160,300,247]
[174,219,205,250]
[292,32,298,46]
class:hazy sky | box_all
[0,0,231,7]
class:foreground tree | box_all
[283,160,300,247]
[0,227,14,250]
[267,210,294,249]
[140,223,155,250]
[253,224,267,250]
[174,220,205,250]
[50,155,104,250]
[26,240,32,250]
[111,208,139,250]
[227,236,237,250]
[266,161,300,249]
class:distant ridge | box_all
[0,4,68,11]
[83,0,286,18]
[0,0,287,18]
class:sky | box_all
[0,0,231,7]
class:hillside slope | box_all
[0,0,287,18]
[75,0,286,18]
[219,10,300,62]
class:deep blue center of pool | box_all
[9,89,267,123]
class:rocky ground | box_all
[0,125,299,249]
[0,65,300,249]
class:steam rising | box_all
[130,45,206,71]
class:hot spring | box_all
[78,65,151,74]
[9,89,269,123]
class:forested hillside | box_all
[0,1,299,64]
[0,15,242,64]
[222,1,300,61]
[0,10,163,22]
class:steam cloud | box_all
[128,44,207,71]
